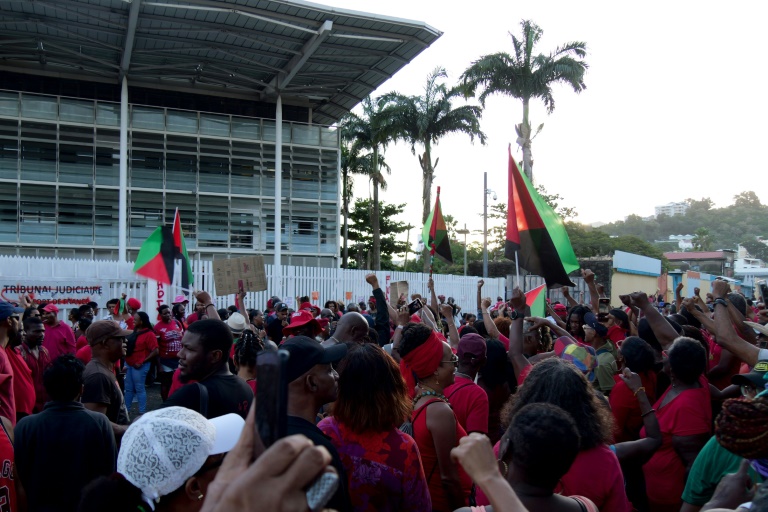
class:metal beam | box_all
[266,20,332,95]
[119,0,142,81]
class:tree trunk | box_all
[372,146,381,270]
[420,143,434,273]
[520,98,534,181]
[342,172,349,269]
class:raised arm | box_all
[682,298,716,333]
[366,274,392,347]
[583,269,599,313]
[480,297,501,340]
[725,296,757,345]
[526,316,574,341]
[561,286,579,308]
[440,303,460,351]
[631,292,678,351]
[507,288,532,381]
[476,279,484,319]
[613,369,662,465]
[712,280,760,367]
[675,282,684,312]
[196,290,221,321]
[428,278,439,315]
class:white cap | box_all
[117,407,244,509]
[226,312,248,334]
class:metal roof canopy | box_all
[0,0,442,124]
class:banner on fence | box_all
[212,256,267,295]
[0,281,106,305]
[390,281,409,304]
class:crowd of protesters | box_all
[0,268,767,512]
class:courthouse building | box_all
[0,0,440,267]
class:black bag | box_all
[125,328,150,358]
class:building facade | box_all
[654,202,689,217]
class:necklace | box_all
[412,390,448,408]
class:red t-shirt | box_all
[246,379,256,395]
[76,335,88,351]
[559,445,632,512]
[6,346,35,419]
[75,345,92,365]
[497,334,510,351]
[641,375,711,511]
[0,421,17,510]
[154,320,183,359]
[707,334,742,390]
[444,375,489,434]
[125,330,158,367]
[606,325,627,344]
[0,349,15,427]
[609,371,657,443]
[168,367,197,397]
[19,344,51,413]
[43,322,76,361]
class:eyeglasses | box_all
[442,354,459,368]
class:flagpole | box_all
[515,250,521,289]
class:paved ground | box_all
[125,381,165,420]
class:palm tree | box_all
[340,144,368,268]
[340,97,392,269]
[379,67,487,272]
[460,20,587,181]
[692,227,714,252]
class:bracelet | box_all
[205,303,215,309]
[713,298,728,308]
[395,325,404,330]
[641,408,656,417]
[633,386,646,397]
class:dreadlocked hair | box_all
[715,396,768,459]
[234,330,263,369]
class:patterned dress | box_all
[318,416,432,512]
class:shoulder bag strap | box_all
[197,382,209,418]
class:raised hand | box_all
[509,287,526,311]
[477,279,484,289]
[712,279,731,299]
[675,282,684,295]
[481,297,492,310]
[629,291,650,309]
[525,316,552,330]
[561,286,571,297]
[440,303,453,319]
[618,367,643,394]
[365,273,379,288]
[582,269,595,284]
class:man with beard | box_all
[160,318,253,419]
[0,302,22,424]
[20,316,52,412]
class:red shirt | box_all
[559,445,632,512]
[707,335,742,390]
[186,312,201,325]
[0,421,17,511]
[245,379,256,395]
[606,325,627,344]
[443,375,489,434]
[18,344,51,412]
[75,345,92,365]
[6,346,35,419]
[641,375,711,511]
[497,334,510,351]
[0,349,15,427]
[154,321,183,359]
[609,371,657,443]
[125,330,158,367]
[43,322,76,361]
[168,367,197,397]
[75,336,88,351]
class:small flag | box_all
[422,187,452,264]
[525,284,547,318]
[505,147,579,287]
[173,208,194,290]
[133,226,176,285]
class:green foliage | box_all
[343,199,409,270]
[740,238,768,261]
[565,223,668,271]
[599,191,767,251]
[692,227,714,251]
[536,185,578,219]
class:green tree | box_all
[461,20,587,180]
[341,96,393,270]
[536,185,578,219]
[340,144,377,268]
[345,199,409,270]
[692,227,714,251]
[734,191,763,208]
[740,238,768,262]
[378,67,487,272]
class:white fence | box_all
[0,256,506,316]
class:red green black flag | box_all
[422,186,452,264]
[172,208,194,290]
[133,209,194,288]
[506,148,579,288]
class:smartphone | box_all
[255,349,290,449]
[758,280,768,305]
[598,298,611,314]
[407,298,423,315]
[256,349,339,512]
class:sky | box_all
[325,0,768,250]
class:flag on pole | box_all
[172,208,194,290]
[422,186,453,264]
[133,226,177,285]
[505,147,579,288]
[525,284,547,318]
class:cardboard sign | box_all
[212,256,267,296]
[390,281,409,303]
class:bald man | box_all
[322,311,369,347]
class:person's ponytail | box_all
[79,473,149,512]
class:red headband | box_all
[400,330,443,397]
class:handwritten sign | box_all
[212,256,267,296]
[389,281,409,304]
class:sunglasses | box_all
[442,354,459,368]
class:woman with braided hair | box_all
[233,330,263,394]
[399,322,471,511]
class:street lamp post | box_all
[483,172,497,278]
[456,224,470,276]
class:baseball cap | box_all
[118,407,244,507]
[583,312,608,337]
[126,298,142,310]
[42,303,59,314]
[273,302,288,312]
[281,336,347,383]
[85,320,132,346]
[171,295,189,305]
[282,310,322,337]
[226,312,248,334]
[0,302,24,321]
[458,333,487,359]
[609,309,629,328]
[554,337,597,382]
[553,303,567,312]
[731,360,768,389]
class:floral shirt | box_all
[318,416,431,512]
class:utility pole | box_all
[483,172,488,278]
[456,224,469,276]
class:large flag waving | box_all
[422,186,452,265]
[133,226,176,285]
[173,208,194,290]
[506,148,579,287]
[525,284,547,318]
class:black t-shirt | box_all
[266,315,284,342]
[161,373,253,419]
[82,359,130,425]
[287,416,352,512]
